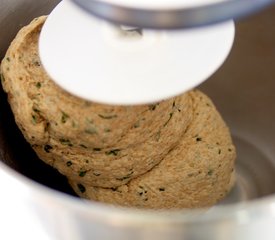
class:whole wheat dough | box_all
[0,17,236,209]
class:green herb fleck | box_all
[148,104,158,111]
[59,138,73,147]
[6,57,10,62]
[172,101,176,107]
[79,144,87,149]
[104,128,111,133]
[98,114,117,119]
[163,112,173,127]
[33,107,40,113]
[85,118,94,124]
[61,111,69,124]
[93,148,101,151]
[218,149,221,154]
[137,186,147,196]
[208,169,213,176]
[85,127,97,134]
[36,82,41,89]
[32,115,37,124]
[159,187,165,191]
[196,137,202,142]
[66,161,73,167]
[33,60,41,66]
[84,101,92,107]
[72,121,77,128]
[0,73,5,82]
[77,183,86,193]
[44,145,53,153]
[116,171,134,181]
[137,186,148,201]
[105,149,120,156]
[133,121,140,128]
[79,170,87,177]
[155,130,161,141]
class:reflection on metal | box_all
[71,0,275,29]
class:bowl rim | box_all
[1,159,274,226]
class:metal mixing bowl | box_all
[1,0,275,239]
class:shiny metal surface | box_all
[71,0,275,29]
[0,0,275,239]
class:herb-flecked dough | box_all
[0,17,236,209]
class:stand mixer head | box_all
[71,0,275,29]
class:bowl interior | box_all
[0,0,275,207]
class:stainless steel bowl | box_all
[1,0,275,239]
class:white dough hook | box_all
[39,0,235,105]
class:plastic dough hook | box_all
[39,0,235,105]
